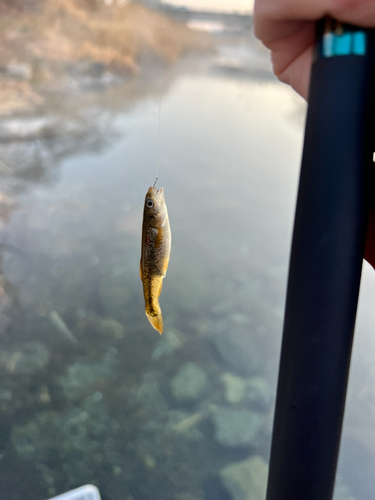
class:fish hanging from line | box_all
[140,182,171,334]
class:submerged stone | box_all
[220,456,268,500]
[220,372,246,404]
[220,373,273,410]
[0,342,50,375]
[245,377,272,410]
[97,318,125,339]
[135,371,168,414]
[59,347,117,400]
[170,362,208,402]
[12,396,117,472]
[141,453,157,471]
[210,406,262,447]
[212,325,260,376]
[152,329,185,360]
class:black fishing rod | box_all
[266,19,375,500]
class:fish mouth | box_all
[148,186,163,195]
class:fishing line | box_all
[156,91,162,179]
[156,1,166,180]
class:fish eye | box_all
[146,199,154,208]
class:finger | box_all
[254,0,375,44]
[266,22,314,99]
[273,43,314,99]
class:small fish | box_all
[140,185,171,334]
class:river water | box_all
[0,25,374,500]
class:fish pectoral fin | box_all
[140,262,143,281]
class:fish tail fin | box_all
[146,310,163,334]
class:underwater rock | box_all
[189,317,214,338]
[170,362,208,403]
[136,450,157,471]
[0,341,50,375]
[12,396,118,465]
[221,373,273,410]
[220,456,268,500]
[12,395,118,486]
[220,372,246,404]
[39,386,51,404]
[97,318,125,339]
[135,371,169,414]
[245,377,273,411]
[59,347,118,400]
[0,377,48,414]
[136,371,162,403]
[12,411,56,460]
[152,329,185,360]
[210,406,262,447]
[212,325,260,376]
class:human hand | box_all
[254,0,375,269]
[253,0,375,99]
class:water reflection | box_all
[0,15,372,500]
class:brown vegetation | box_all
[0,0,213,114]
[0,0,213,74]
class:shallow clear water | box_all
[0,36,374,500]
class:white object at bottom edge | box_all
[47,484,101,500]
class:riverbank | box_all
[0,0,213,116]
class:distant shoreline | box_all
[0,0,214,117]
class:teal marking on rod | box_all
[333,33,352,55]
[323,33,333,57]
[322,30,367,57]
[353,31,366,55]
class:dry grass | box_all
[0,0,213,114]
[0,0,213,73]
